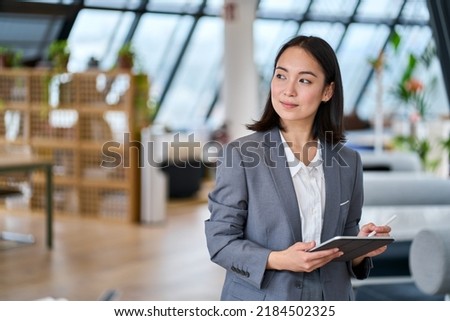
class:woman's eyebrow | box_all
[275,66,288,72]
[275,66,318,78]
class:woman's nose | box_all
[283,81,296,97]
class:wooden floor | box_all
[0,194,225,301]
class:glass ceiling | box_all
[0,0,448,132]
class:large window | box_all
[1,0,448,131]
[154,16,223,130]
[68,9,135,72]
[132,13,195,100]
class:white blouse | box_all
[280,132,326,245]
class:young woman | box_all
[205,35,391,301]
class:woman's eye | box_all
[299,78,311,84]
[275,73,286,80]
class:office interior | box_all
[1,0,450,301]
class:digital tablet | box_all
[308,236,394,262]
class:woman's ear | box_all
[322,82,335,102]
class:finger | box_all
[308,248,342,261]
[362,223,376,232]
[316,250,344,266]
[366,245,388,257]
[374,226,392,236]
[293,241,316,251]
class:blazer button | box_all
[231,266,237,272]
[244,271,250,277]
[295,281,303,289]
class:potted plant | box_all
[48,40,70,72]
[0,46,22,68]
[134,73,157,131]
[117,42,135,69]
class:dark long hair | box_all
[247,35,345,144]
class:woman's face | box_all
[271,46,334,128]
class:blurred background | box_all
[0,0,450,301]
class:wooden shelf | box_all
[0,69,146,222]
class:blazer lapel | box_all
[321,142,341,243]
[263,129,302,242]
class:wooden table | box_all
[0,157,53,249]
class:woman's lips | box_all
[280,101,298,109]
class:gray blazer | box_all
[205,127,372,301]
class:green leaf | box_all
[389,30,401,52]
[420,41,437,68]
[400,53,417,83]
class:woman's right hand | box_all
[266,242,343,272]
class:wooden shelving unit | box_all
[0,69,144,222]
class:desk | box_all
[0,157,53,249]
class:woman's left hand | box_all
[352,222,392,266]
